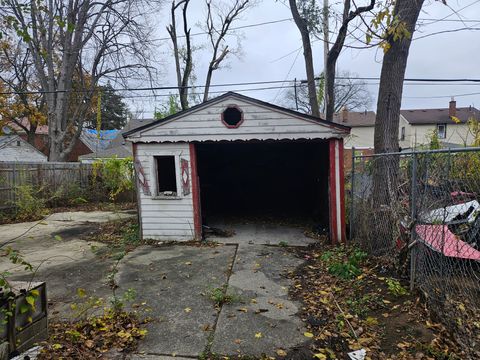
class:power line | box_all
[3,77,480,96]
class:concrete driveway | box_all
[0,213,312,358]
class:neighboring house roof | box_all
[332,110,376,127]
[108,118,156,149]
[80,129,119,152]
[79,145,132,160]
[400,107,480,125]
[0,135,48,160]
[123,92,350,138]
[79,119,156,160]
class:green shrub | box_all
[92,157,134,202]
[13,185,48,221]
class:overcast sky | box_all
[128,0,480,118]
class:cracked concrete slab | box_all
[0,210,134,274]
[210,244,308,357]
[1,212,313,358]
[210,221,316,246]
[116,244,237,358]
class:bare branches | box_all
[289,0,320,117]
[324,0,376,122]
[203,0,250,102]
[167,0,192,110]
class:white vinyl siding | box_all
[136,143,194,241]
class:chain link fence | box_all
[348,147,480,355]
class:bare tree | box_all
[288,0,320,117]
[203,0,249,102]
[167,0,193,110]
[282,71,371,115]
[324,0,375,121]
[1,0,154,161]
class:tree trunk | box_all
[325,0,375,122]
[371,0,425,253]
[289,0,320,117]
[373,0,425,202]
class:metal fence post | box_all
[349,147,356,242]
[409,150,418,291]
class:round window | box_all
[222,106,243,128]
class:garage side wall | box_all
[134,142,195,241]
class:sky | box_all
[127,0,480,118]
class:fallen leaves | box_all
[288,245,464,359]
[38,309,148,359]
[255,332,263,339]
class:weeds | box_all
[321,247,367,280]
[13,185,48,221]
[208,285,241,307]
[385,278,408,297]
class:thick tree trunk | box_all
[371,0,424,253]
[373,0,425,202]
[289,0,320,117]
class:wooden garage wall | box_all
[135,143,195,241]
[134,98,347,142]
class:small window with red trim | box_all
[222,106,243,128]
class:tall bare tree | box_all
[203,0,249,102]
[167,0,193,110]
[1,0,154,161]
[324,0,375,121]
[167,0,250,108]
[288,0,320,117]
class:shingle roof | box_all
[400,107,480,125]
[331,111,376,127]
[79,145,132,160]
[80,129,119,152]
[107,118,156,148]
[0,135,18,149]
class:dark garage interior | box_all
[195,139,330,229]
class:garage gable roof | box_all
[124,92,350,142]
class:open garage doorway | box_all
[195,139,330,236]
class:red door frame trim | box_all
[328,138,346,244]
[189,143,202,240]
[338,139,346,243]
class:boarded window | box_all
[155,156,177,195]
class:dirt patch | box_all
[286,243,465,359]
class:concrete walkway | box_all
[0,213,313,358]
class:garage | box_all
[124,92,349,243]
[196,140,330,227]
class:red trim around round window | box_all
[221,105,244,128]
